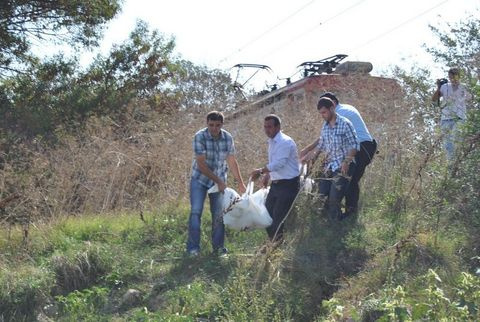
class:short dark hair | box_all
[264,114,281,127]
[320,92,339,104]
[448,67,460,76]
[317,97,335,110]
[206,111,224,123]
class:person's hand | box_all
[261,173,270,188]
[250,168,263,180]
[341,161,350,176]
[237,182,246,194]
[217,181,227,193]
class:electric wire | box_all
[219,0,317,65]
[259,0,369,61]
[227,0,451,90]
[348,0,450,54]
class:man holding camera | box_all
[432,67,471,161]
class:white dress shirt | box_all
[267,131,300,181]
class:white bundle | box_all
[208,181,272,231]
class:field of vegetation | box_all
[0,1,479,321]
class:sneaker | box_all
[213,247,228,257]
[187,249,199,257]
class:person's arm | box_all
[300,146,321,164]
[300,136,324,163]
[257,140,296,175]
[463,85,473,110]
[432,81,443,103]
[196,155,226,192]
[341,122,359,175]
[226,155,246,194]
[251,165,269,179]
[432,88,441,102]
[341,149,357,175]
[299,138,319,159]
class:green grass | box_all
[1,164,479,321]
[0,205,272,321]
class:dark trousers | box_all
[345,140,377,212]
[265,177,300,241]
[318,163,355,220]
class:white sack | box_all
[300,164,314,194]
[208,181,272,230]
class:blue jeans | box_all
[186,178,224,253]
[441,119,463,161]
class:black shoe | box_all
[340,207,359,221]
[345,206,358,215]
[339,212,350,221]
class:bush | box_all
[0,265,55,321]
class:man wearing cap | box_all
[300,97,360,221]
[319,92,377,219]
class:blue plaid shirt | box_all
[191,128,235,188]
[317,114,359,171]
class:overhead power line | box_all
[349,0,450,54]
[259,0,368,77]
[259,0,368,61]
[219,0,317,65]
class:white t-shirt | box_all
[439,83,470,121]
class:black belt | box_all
[323,169,338,178]
[271,176,300,184]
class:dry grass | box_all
[0,73,416,222]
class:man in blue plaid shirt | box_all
[300,97,359,221]
[186,111,246,257]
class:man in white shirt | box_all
[251,114,300,242]
[432,67,472,161]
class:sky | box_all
[74,0,479,91]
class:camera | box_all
[436,78,448,87]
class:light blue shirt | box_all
[336,103,373,143]
[267,131,300,181]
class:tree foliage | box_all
[0,21,180,140]
[426,11,480,80]
[0,1,243,142]
[173,60,237,111]
[0,0,121,75]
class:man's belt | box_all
[271,176,300,185]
